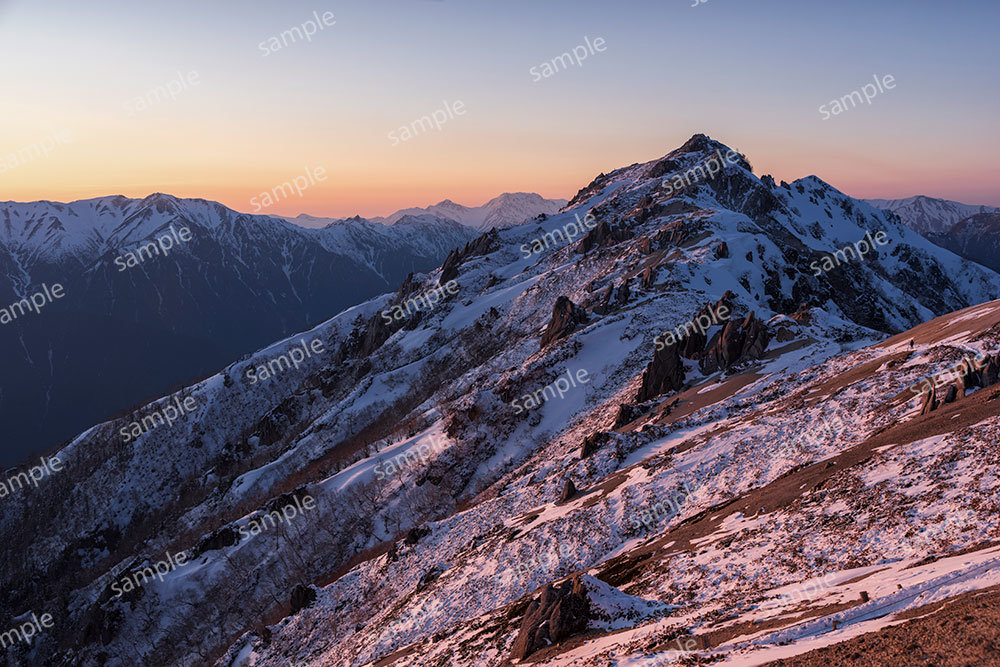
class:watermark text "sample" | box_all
[819,74,896,120]
[654,303,730,350]
[512,368,590,414]
[115,225,193,271]
[251,165,328,212]
[662,148,742,195]
[246,337,325,384]
[810,230,889,276]
[112,550,190,598]
[0,456,62,500]
[124,71,200,116]
[388,100,466,146]
[0,129,72,174]
[1,283,66,325]
[382,280,459,324]
[121,396,198,443]
[530,36,607,82]
[0,612,54,649]
[521,212,598,258]
[259,10,336,55]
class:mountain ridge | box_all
[3,135,1000,666]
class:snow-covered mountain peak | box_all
[6,134,1000,667]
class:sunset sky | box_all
[1,0,998,217]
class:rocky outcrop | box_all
[699,312,770,374]
[289,585,316,614]
[613,404,639,429]
[439,229,500,284]
[576,221,632,254]
[194,526,240,557]
[404,525,430,545]
[540,297,587,348]
[580,432,611,458]
[641,266,654,289]
[920,386,938,415]
[616,280,631,305]
[637,341,685,402]
[558,479,578,504]
[510,576,591,661]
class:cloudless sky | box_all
[1,0,997,217]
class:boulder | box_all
[558,479,577,504]
[641,266,654,289]
[576,221,632,254]
[404,525,430,545]
[613,404,639,429]
[637,340,685,402]
[510,576,591,661]
[920,386,938,415]
[699,312,769,375]
[195,526,240,556]
[943,383,958,404]
[981,355,1000,387]
[616,280,631,305]
[580,432,611,458]
[540,297,587,349]
[289,584,316,614]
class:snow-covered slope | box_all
[0,194,475,465]
[285,193,566,231]
[4,136,1000,667]
[376,192,567,229]
[864,195,999,235]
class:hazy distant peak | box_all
[864,195,1000,234]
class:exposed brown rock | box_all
[920,386,939,415]
[637,340,685,402]
[558,479,577,504]
[791,303,813,326]
[613,404,639,429]
[580,432,611,458]
[510,576,591,661]
[616,280,631,305]
[943,383,958,404]
[641,266,654,289]
[714,241,729,259]
[699,312,769,374]
[438,229,499,285]
[540,297,587,349]
[637,237,652,255]
[576,220,632,254]
[981,355,1000,387]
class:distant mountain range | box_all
[9,136,1000,667]
[0,194,490,466]
[285,192,567,230]
[864,195,1000,272]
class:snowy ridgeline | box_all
[5,135,1000,667]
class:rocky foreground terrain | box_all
[3,135,1000,666]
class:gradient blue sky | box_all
[1,0,997,216]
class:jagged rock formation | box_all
[580,432,610,458]
[440,228,500,284]
[700,312,770,375]
[637,340,685,402]
[510,576,591,661]
[540,296,587,348]
[576,220,632,254]
[289,585,316,614]
[558,479,578,504]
